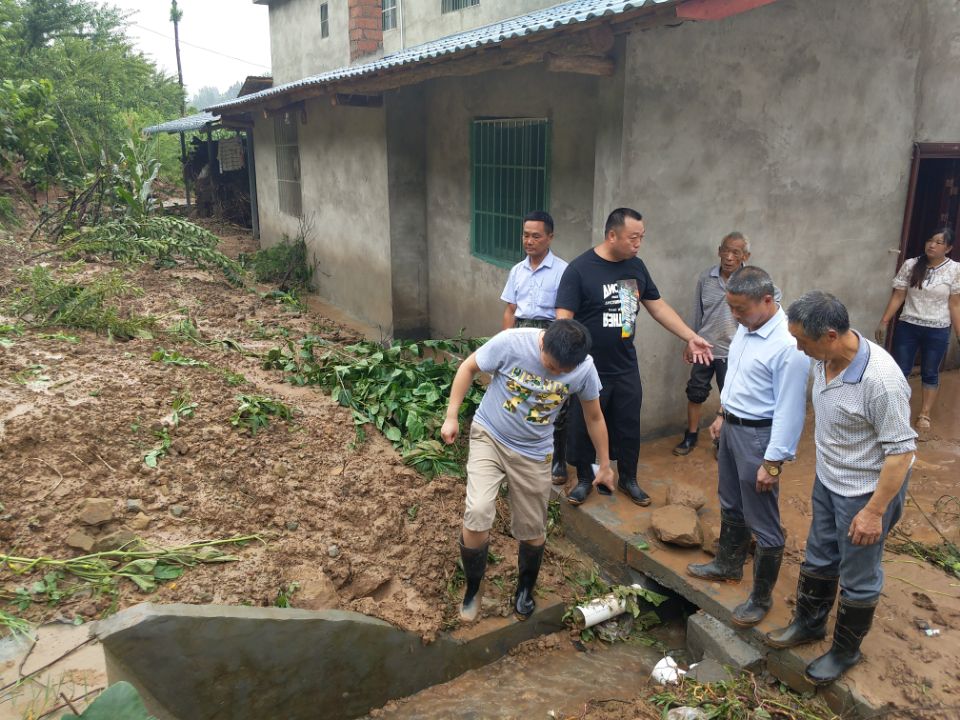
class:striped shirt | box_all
[812,332,917,497]
[693,266,737,358]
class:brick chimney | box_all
[348,0,383,61]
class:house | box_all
[210,0,960,436]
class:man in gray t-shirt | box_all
[441,320,614,623]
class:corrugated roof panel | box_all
[210,0,673,112]
[144,112,219,135]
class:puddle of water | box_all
[369,623,688,720]
[0,623,106,720]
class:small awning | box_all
[144,112,220,135]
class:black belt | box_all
[514,318,551,329]
[723,411,772,428]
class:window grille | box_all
[442,0,479,13]
[470,118,551,267]
[274,114,302,218]
[320,3,329,38]
[382,0,397,30]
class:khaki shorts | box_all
[463,424,552,541]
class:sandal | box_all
[916,415,931,430]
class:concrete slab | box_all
[93,600,565,720]
[686,611,762,672]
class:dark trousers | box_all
[717,422,783,547]
[685,358,728,404]
[891,320,950,388]
[567,370,642,483]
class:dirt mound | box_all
[0,221,579,641]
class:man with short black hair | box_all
[500,210,571,484]
[766,291,916,686]
[441,319,614,623]
[687,266,809,628]
[556,207,713,507]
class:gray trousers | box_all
[718,422,784,548]
[801,476,908,603]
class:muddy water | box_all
[368,624,687,720]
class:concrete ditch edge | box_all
[558,499,883,719]
[93,601,565,720]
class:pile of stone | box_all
[649,484,719,553]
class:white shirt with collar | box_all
[500,250,568,321]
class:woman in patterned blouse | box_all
[876,227,960,430]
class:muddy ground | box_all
[0,216,585,647]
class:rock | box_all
[170,439,190,456]
[77,498,114,526]
[65,530,96,552]
[129,512,151,530]
[698,515,720,555]
[666,483,706,510]
[93,528,137,552]
[294,569,341,611]
[272,462,287,478]
[650,505,703,547]
[126,498,144,513]
[285,520,299,531]
[327,544,341,558]
[170,505,186,518]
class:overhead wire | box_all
[131,22,271,71]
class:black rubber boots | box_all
[731,545,784,627]
[765,570,839,648]
[687,512,750,582]
[804,598,877,685]
[513,541,545,620]
[458,537,488,622]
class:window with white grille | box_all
[382,0,397,30]
[442,0,479,13]
[274,114,302,217]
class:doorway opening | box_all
[899,143,960,265]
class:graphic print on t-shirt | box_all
[503,366,570,425]
[601,279,639,339]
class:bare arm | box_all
[502,303,517,331]
[876,289,907,343]
[642,298,714,364]
[848,451,914,545]
[556,308,574,320]
[581,397,615,492]
[440,352,481,444]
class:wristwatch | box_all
[762,461,782,477]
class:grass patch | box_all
[240,232,313,291]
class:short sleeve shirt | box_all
[812,333,917,496]
[556,249,661,376]
[472,329,602,460]
[892,257,960,328]
[500,250,568,321]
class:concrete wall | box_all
[423,64,600,339]
[605,0,925,435]
[268,0,351,84]
[382,0,561,55]
[253,98,394,332]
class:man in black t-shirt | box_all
[557,208,713,506]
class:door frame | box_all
[898,142,960,268]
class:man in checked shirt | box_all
[766,291,916,686]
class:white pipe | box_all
[573,584,646,628]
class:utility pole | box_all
[170,0,191,208]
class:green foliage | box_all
[0,78,58,186]
[650,674,839,720]
[274,581,300,608]
[61,681,157,720]
[0,607,33,638]
[562,568,667,644]
[62,214,243,286]
[151,347,210,368]
[3,537,258,615]
[888,524,960,580]
[3,264,154,339]
[0,0,184,187]
[0,195,17,226]
[240,234,314,291]
[143,427,171,468]
[263,336,486,477]
[230,394,295,436]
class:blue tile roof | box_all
[209,0,674,113]
[143,112,219,135]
